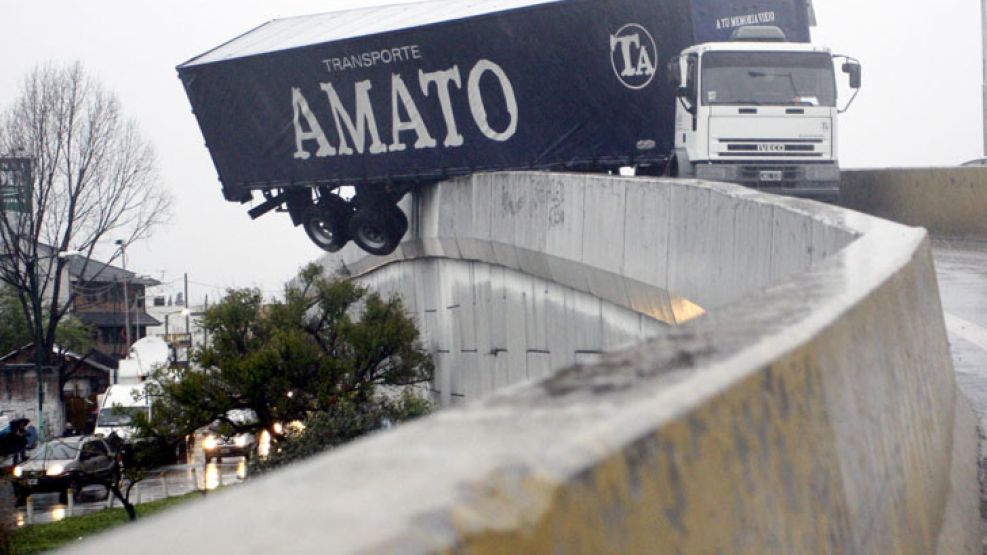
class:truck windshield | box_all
[701,52,836,107]
[97,406,148,427]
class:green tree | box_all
[0,283,93,356]
[141,264,433,459]
[0,284,31,354]
[251,390,431,474]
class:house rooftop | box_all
[64,255,160,287]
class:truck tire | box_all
[385,203,409,243]
[303,196,351,252]
[349,205,405,256]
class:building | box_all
[0,345,115,438]
[64,255,161,359]
[143,283,207,366]
[0,253,165,438]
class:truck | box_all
[94,383,151,441]
[177,0,860,256]
[93,337,168,440]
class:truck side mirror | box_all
[667,58,681,87]
[677,86,697,116]
[842,62,861,89]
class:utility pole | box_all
[30,255,45,443]
[116,240,131,355]
[184,273,190,361]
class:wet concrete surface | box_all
[932,239,987,548]
[932,240,987,425]
[12,458,248,528]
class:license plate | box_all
[760,170,783,182]
[27,479,38,486]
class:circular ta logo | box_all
[610,23,658,90]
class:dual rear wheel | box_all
[303,195,408,256]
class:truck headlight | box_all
[12,466,22,478]
[233,435,249,448]
[203,436,218,450]
[46,464,65,476]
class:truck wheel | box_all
[349,207,402,256]
[384,203,409,243]
[304,196,352,252]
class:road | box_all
[11,458,247,527]
[932,240,987,432]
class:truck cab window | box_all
[700,51,836,107]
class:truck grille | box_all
[718,138,824,158]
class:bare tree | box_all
[0,62,171,436]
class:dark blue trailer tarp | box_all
[178,0,811,202]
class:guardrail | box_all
[71,173,979,554]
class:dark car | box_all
[10,436,118,504]
[193,409,258,464]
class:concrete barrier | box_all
[324,173,858,405]
[842,167,987,239]
[70,174,979,554]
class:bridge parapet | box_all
[328,172,858,321]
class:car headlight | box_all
[46,464,65,476]
[12,466,22,478]
[202,436,218,450]
[233,435,248,448]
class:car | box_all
[197,427,256,464]
[10,436,119,504]
[962,158,987,167]
[193,409,258,463]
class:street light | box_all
[31,247,79,444]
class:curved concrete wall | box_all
[325,173,857,405]
[842,167,987,239]
[73,173,979,554]
[354,258,665,407]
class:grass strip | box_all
[8,492,201,554]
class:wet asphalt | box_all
[11,458,247,528]
[932,240,987,429]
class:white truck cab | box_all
[94,383,151,440]
[668,26,861,202]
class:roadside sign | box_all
[164,333,192,348]
[0,158,32,214]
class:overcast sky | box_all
[2,0,983,303]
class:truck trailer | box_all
[178,0,859,256]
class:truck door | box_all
[685,54,699,132]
